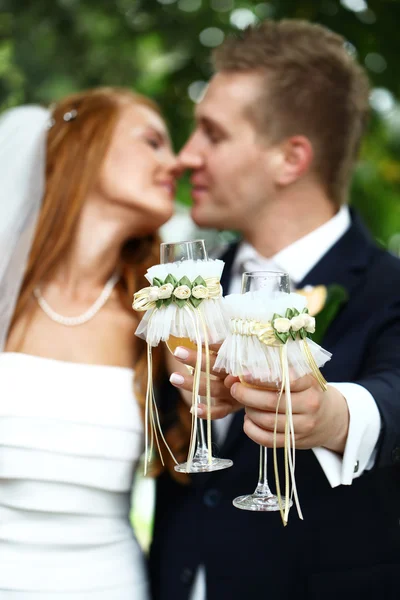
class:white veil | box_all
[0,105,49,351]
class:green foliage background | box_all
[2,0,400,249]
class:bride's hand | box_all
[168,345,242,419]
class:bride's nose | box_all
[163,149,179,171]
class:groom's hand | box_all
[169,345,242,418]
[227,375,350,454]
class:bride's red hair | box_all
[11,87,189,479]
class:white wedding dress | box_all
[0,352,149,599]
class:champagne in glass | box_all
[233,271,293,512]
[166,336,197,355]
[161,239,233,473]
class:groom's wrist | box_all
[321,386,350,455]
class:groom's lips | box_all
[191,186,208,201]
[190,177,209,201]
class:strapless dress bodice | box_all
[0,352,148,599]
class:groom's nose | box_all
[177,134,204,173]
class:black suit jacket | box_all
[150,212,400,600]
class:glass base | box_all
[175,457,233,474]
[233,492,292,512]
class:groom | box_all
[150,19,400,600]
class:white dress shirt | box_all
[191,206,381,599]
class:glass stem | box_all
[254,445,273,497]
[194,396,208,460]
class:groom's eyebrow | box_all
[196,114,226,133]
[195,104,222,126]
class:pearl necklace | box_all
[33,272,120,327]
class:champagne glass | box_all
[161,239,233,473]
[233,271,293,512]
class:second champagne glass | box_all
[161,239,233,473]
[233,271,293,512]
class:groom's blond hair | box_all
[213,20,370,206]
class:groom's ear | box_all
[268,135,314,187]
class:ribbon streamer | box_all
[182,303,213,471]
[143,310,178,475]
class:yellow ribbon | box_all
[231,316,327,525]
[231,318,281,346]
[133,287,159,312]
[170,305,213,472]
[182,305,204,469]
[203,277,223,298]
[301,339,328,391]
[143,311,179,475]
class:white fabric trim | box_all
[313,382,381,487]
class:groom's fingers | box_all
[243,415,286,448]
[230,380,320,414]
[244,408,289,433]
[224,374,240,389]
[230,382,289,413]
[245,407,312,435]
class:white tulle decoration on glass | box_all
[135,259,227,346]
[133,240,232,475]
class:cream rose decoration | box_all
[290,314,307,331]
[191,285,209,299]
[148,286,160,302]
[303,314,316,333]
[157,283,174,300]
[173,285,191,300]
[273,317,291,333]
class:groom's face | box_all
[178,71,277,232]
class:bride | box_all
[0,87,179,598]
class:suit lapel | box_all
[220,242,239,293]
[297,212,373,289]
[296,211,375,346]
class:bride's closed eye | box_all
[146,136,162,149]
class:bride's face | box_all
[96,103,177,232]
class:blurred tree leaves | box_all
[1,0,400,248]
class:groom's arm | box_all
[231,298,400,482]
[313,300,400,485]
[354,300,400,470]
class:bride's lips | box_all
[158,181,176,198]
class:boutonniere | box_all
[296,284,348,344]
